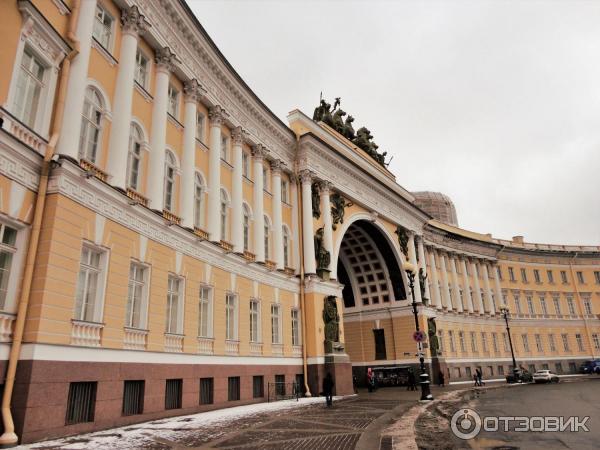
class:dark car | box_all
[579,360,600,374]
[506,368,533,383]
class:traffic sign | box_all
[413,330,426,342]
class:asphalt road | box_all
[463,378,600,450]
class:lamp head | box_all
[404,262,416,274]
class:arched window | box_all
[127,123,143,191]
[243,204,251,252]
[193,172,204,229]
[220,189,229,240]
[79,87,103,163]
[163,150,177,212]
[282,225,290,267]
[264,215,271,260]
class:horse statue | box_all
[331,109,346,134]
[343,115,355,140]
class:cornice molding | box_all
[0,132,41,191]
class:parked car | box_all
[579,360,600,374]
[533,370,560,383]
[505,368,533,383]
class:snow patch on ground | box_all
[19,396,347,450]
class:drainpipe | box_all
[568,252,595,359]
[0,1,80,445]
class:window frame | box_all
[78,86,105,164]
[163,150,178,212]
[167,83,180,119]
[93,3,115,52]
[127,123,144,191]
[225,293,238,341]
[74,242,109,323]
[165,274,184,335]
[125,261,149,329]
[193,172,205,229]
[291,308,301,347]
[249,298,261,343]
[134,47,150,89]
[0,223,21,312]
[271,303,282,345]
[198,285,213,338]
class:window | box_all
[508,267,515,282]
[12,47,45,128]
[225,293,238,340]
[66,382,97,425]
[165,379,182,410]
[567,297,576,316]
[122,380,144,416]
[199,378,213,405]
[253,376,264,398]
[271,304,281,344]
[228,376,240,401]
[198,286,212,338]
[535,334,543,353]
[127,124,143,191]
[93,4,114,49]
[281,179,289,203]
[502,332,510,352]
[540,297,548,316]
[193,173,204,229]
[242,152,250,178]
[569,362,577,374]
[126,262,147,329]
[374,329,386,360]
[583,298,592,315]
[533,269,540,283]
[438,330,444,354]
[555,362,563,374]
[455,367,462,378]
[465,367,472,378]
[448,330,456,352]
[74,245,105,322]
[458,331,466,352]
[528,364,536,373]
[595,271,600,284]
[520,268,528,283]
[196,112,206,142]
[498,366,504,375]
[167,84,179,118]
[220,136,229,162]
[470,332,478,353]
[163,150,177,212]
[79,87,103,163]
[166,275,182,334]
[560,270,568,284]
[592,334,600,351]
[526,296,534,315]
[492,332,499,353]
[250,299,260,343]
[283,226,290,267]
[481,332,488,352]
[0,224,18,310]
[275,374,285,396]
[521,334,530,352]
[514,295,522,315]
[291,309,301,346]
[542,363,549,370]
[576,271,585,284]
[264,215,270,259]
[575,333,584,352]
[547,270,554,283]
[548,334,556,352]
[220,189,229,240]
[134,49,149,88]
[553,296,561,315]
[243,204,251,251]
[561,333,570,352]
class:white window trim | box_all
[125,260,150,330]
[249,298,261,343]
[74,241,110,323]
[166,273,185,335]
[0,218,28,314]
[134,47,152,91]
[225,292,239,341]
[271,303,282,345]
[198,284,213,338]
[92,3,116,53]
[291,308,301,347]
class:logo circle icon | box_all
[451,408,482,440]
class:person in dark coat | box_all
[438,370,445,387]
[323,372,334,407]
[407,369,417,391]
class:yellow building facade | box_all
[0,0,598,444]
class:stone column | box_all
[482,262,496,315]
[439,252,452,309]
[408,233,422,303]
[252,145,267,262]
[300,171,316,274]
[320,181,334,274]
[147,47,177,211]
[460,257,475,313]
[206,105,225,241]
[417,237,431,303]
[106,6,149,189]
[428,248,442,310]
[471,259,485,314]
[291,176,300,273]
[231,127,244,253]
[179,80,200,229]
[493,264,504,307]
[57,0,97,159]
[272,160,284,270]
[449,255,463,312]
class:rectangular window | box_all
[126,262,147,329]
[502,332,510,352]
[438,330,444,354]
[514,295,522,315]
[0,224,18,309]
[583,298,592,315]
[576,271,585,284]
[93,4,114,49]
[167,84,179,118]
[560,270,568,284]
[459,331,466,352]
[374,329,387,360]
[196,112,206,143]
[526,296,534,315]
[540,297,548,316]
[281,179,289,203]
[122,380,144,416]
[569,362,577,373]
[228,376,240,401]
[198,286,212,338]
[575,333,584,352]
[13,47,46,129]
[535,334,543,353]
[250,299,260,343]
[547,270,554,283]
[275,374,285,396]
[555,362,563,374]
[561,333,570,352]
[134,49,149,88]
[508,267,515,281]
[291,309,301,346]
[66,382,97,425]
[522,334,530,352]
[549,334,556,352]
[220,135,229,161]
[448,330,456,352]
[271,304,281,344]
[242,151,250,178]
[520,268,528,283]
[567,297,576,316]
[533,269,540,283]
[455,367,462,378]
[542,363,549,370]
[199,378,214,405]
[492,332,499,353]
[74,245,104,322]
[165,379,182,410]
[470,331,478,353]
[594,271,600,284]
[528,364,536,373]
[253,375,264,398]
[166,275,182,334]
[592,334,600,351]
[226,293,238,340]
[498,366,504,375]
[553,297,561,315]
[465,367,472,378]
[481,332,488,352]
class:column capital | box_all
[318,180,332,194]
[183,79,205,103]
[208,105,226,127]
[299,169,313,184]
[271,159,284,175]
[231,126,245,146]
[252,144,268,161]
[121,5,150,36]
[155,46,178,73]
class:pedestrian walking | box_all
[438,370,445,387]
[323,372,334,407]
[473,373,479,386]
[476,368,485,386]
[367,367,375,393]
[352,375,358,394]
[407,369,417,391]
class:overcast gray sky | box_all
[189,0,600,245]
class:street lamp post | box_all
[500,306,519,380]
[404,263,433,401]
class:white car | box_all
[532,370,560,383]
